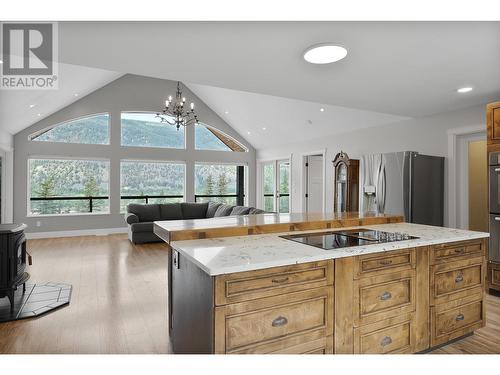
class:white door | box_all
[306,155,323,213]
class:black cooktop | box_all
[280,229,418,250]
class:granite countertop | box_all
[170,223,489,276]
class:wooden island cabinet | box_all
[155,215,488,354]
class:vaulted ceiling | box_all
[2,21,499,150]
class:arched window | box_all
[121,112,185,149]
[195,123,247,152]
[29,114,110,145]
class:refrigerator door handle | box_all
[495,217,500,221]
[495,168,500,172]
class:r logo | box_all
[2,23,53,76]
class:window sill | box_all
[26,212,112,218]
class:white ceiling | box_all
[57,21,500,118]
[188,83,409,150]
[0,64,122,135]
[2,21,500,150]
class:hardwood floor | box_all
[0,234,171,354]
[0,234,499,354]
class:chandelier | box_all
[156,81,199,130]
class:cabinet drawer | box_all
[489,262,500,289]
[230,330,333,354]
[431,257,485,305]
[214,287,333,353]
[215,261,334,305]
[430,240,484,264]
[354,271,416,326]
[431,297,484,347]
[354,314,414,354]
[354,249,415,278]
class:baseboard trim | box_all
[25,227,128,239]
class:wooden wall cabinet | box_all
[487,101,500,146]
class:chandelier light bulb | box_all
[168,96,172,101]
[191,103,194,110]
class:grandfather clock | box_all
[333,151,359,213]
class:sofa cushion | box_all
[127,203,161,222]
[214,204,235,217]
[206,202,222,218]
[130,222,154,233]
[230,206,252,216]
[248,208,265,215]
[181,202,209,220]
[160,203,183,220]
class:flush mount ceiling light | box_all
[457,87,473,93]
[303,44,348,64]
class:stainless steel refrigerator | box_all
[359,151,444,226]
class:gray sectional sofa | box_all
[125,202,265,244]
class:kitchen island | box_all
[154,215,488,354]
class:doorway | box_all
[301,152,325,214]
[261,159,291,213]
[468,140,488,231]
[454,131,487,230]
[305,155,324,213]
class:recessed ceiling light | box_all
[304,44,348,64]
[224,111,229,114]
[74,93,79,97]
[247,131,251,135]
[320,108,325,112]
[457,87,473,93]
[29,104,36,108]
[37,113,41,117]
[262,127,267,130]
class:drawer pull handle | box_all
[456,313,465,322]
[455,274,464,283]
[271,316,288,327]
[380,291,392,301]
[271,277,289,284]
[454,248,465,254]
[379,259,393,265]
[381,336,392,347]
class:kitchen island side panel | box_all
[171,249,214,354]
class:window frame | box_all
[194,161,247,206]
[120,111,187,150]
[28,113,111,145]
[27,155,111,217]
[119,158,187,213]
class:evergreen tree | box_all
[205,174,214,195]
[217,172,228,203]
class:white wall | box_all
[13,74,256,234]
[257,104,487,226]
[0,129,14,223]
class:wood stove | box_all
[0,224,30,312]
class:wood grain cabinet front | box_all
[353,270,416,326]
[214,287,334,354]
[489,262,500,290]
[430,240,484,265]
[430,256,485,305]
[354,314,415,354]
[354,249,416,278]
[431,295,485,347]
[487,101,500,144]
[215,261,334,305]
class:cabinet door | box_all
[487,101,500,143]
